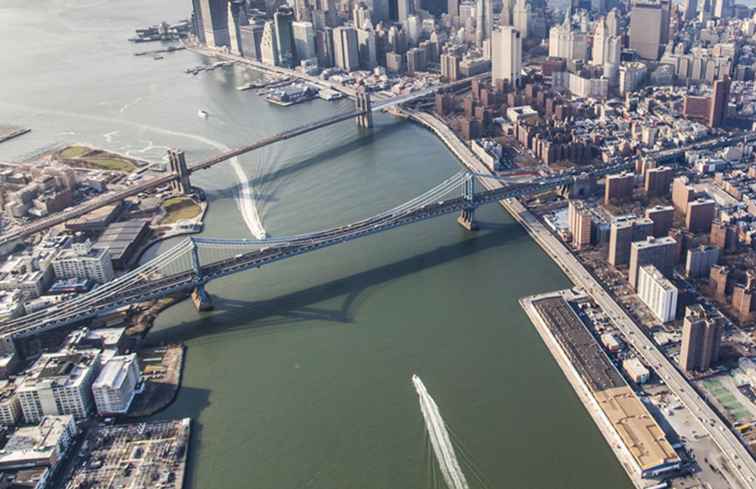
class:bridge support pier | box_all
[191,284,214,312]
[355,88,373,129]
[457,209,478,231]
[168,149,192,195]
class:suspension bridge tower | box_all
[168,149,192,195]
[457,173,479,231]
[355,86,373,129]
[189,238,213,312]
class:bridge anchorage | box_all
[457,172,479,231]
[189,238,213,311]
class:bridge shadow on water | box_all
[202,119,409,207]
[146,220,524,346]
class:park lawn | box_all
[60,145,90,159]
[58,145,138,173]
[161,197,202,224]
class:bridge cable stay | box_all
[191,172,468,249]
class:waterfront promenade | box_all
[407,109,756,489]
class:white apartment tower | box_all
[638,265,678,323]
[92,354,141,415]
[491,27,522,85]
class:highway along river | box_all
[0,1,633,487]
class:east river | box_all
[0,1,634,487]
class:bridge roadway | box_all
[0,178,567,339]
[0,82,462,249]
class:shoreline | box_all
[402,109,756,487]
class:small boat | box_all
[197,109,208,119]
[153,55,164,60]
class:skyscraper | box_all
[683,0,697,19]
[629,2,663,60]
[226,0,245,56]
[397,0,413,22]
[260,21,280,66]
[333,26,360,71]
[448,0,460,17]
[274,6,297,68]
[292,21,317,60]
[197,0,230,48]
[491,26,521,85]
[548,8,588,61]
[316,28,335,67]
[357,27,378,69]
[605,8,619,36]
[708,76,730,128]
[512,0,529,38]
[475,0,493,47]
[500,0,513,25]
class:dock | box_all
[0,126,30,145]
[521,290,680,488]
[405,109,756,488]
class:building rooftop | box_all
[632,236,676,250]
[596,387,680,472]
[640,265,676,291]
[93,354,137,390]
[17,350,99,393]
[0,416,74,469]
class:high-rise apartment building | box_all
[638,265,678,323]
[686,198,716,234]
[680,305,722,372]
[491,27,522,85]
[441,53,460,81]
[629,236,677,289]
[708,76,730,128]
[671,176,695,213]
[608,216,654,267]
[629,2,663,60]
[645,205,674,238]
[568,200,592,250]
[685,245,720,278]
[710,220,738,252]
[604,172,634,205]
[644,166,673,197]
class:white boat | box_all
[197,109,208,119]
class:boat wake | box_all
[0,101,268,240]
[412,375,470,489]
